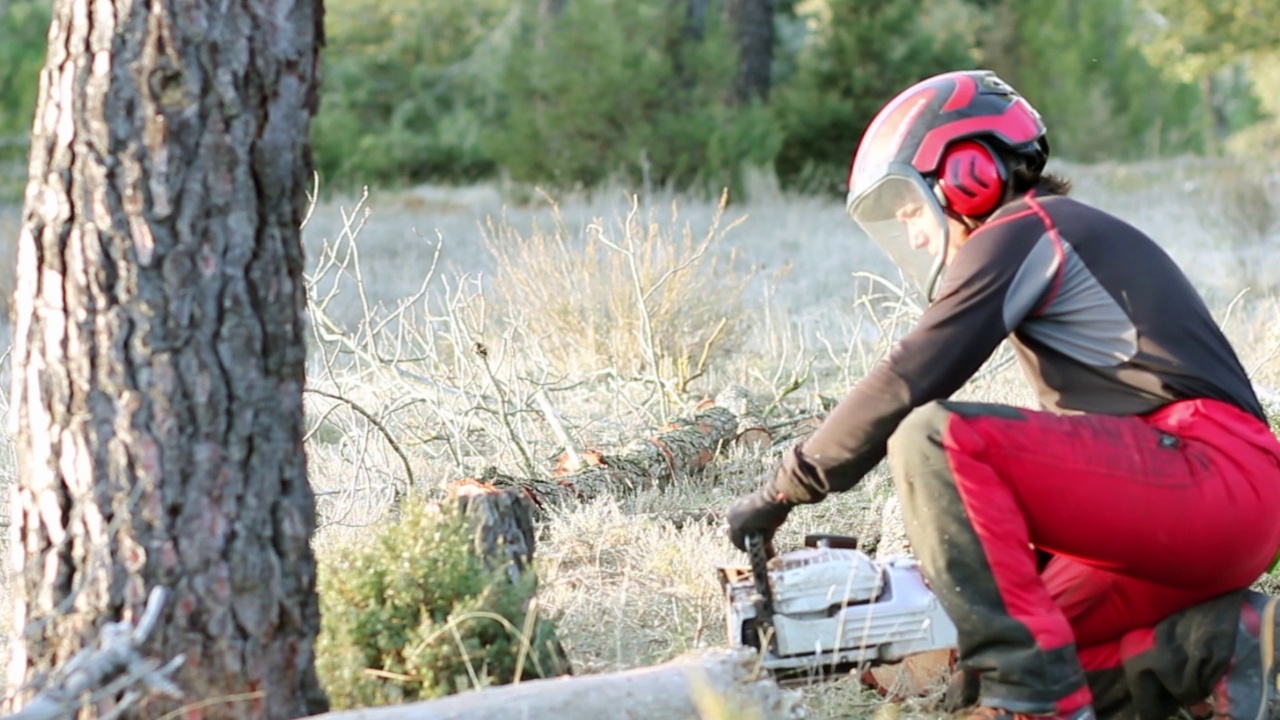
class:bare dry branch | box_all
[6,588,183,720]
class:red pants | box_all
[887,398,1280,716]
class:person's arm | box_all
[773,220,1056,503]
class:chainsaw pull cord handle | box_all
[744,532,777,651]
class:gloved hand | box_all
[727,478,795,552]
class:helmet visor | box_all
[847,171,949,299]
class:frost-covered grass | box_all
[1,156,1278,714]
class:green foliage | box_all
[978,0,1214,161]
[0,0,48,137]
[0,0,48,201]
[1141,0,1280,72]
[315,502,566,709]
[312,0,511,189]
[770,0,973,192]
[305,0,1272,191]
[485,0,781,199]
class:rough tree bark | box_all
[724,0,775,104]
[6,0,327,716]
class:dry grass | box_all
[0,320,12,694]
[1202,162,1279,245]
[0,208,17,322]
[484,192,753,383]
[2,156,1280,717]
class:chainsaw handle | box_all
[744,533,776,619]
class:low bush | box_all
[315,500,567,708]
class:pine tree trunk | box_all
[725,0,775,104]
[5,0,327,716]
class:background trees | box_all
[5,0,327,716]
[2,0,1275,201]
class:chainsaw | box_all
[717,532,958,680]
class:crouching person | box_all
[727,69,1280,720]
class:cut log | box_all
[710,385,773,450]
[873,493,911,561]
[479,405,738,511]
[303,649,801,720]
[863,649,955,701]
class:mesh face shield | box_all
[847,168,950,300]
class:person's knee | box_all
[887,401,953,478]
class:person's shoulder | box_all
[975,193,1111,241]
[969,196,1049,243]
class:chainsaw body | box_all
[718,534,957,674]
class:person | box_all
[726,68,1280,720]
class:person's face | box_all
[896,202,942,256]
[895,202,972,264]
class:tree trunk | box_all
[725,0,775,104]
[6,0,327,716]
[532,0,567,53]
[539,0,566,20]
[305,649,800,720]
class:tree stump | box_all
[713,385,773,450]
[451,480,538,586]
[446,481,572,678]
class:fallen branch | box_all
[305,649,801,720]
[714,385,773,449]
[470,404,738,511]
[5,588,184,720]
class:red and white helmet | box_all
[846,70,1048,299]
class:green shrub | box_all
[484,0,780,198]
[312,0,509,189]
[316,501,567,709]
[979,0,1221,162]
[771,0,971,194]
[0,0,49,137]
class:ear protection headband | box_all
[935,139,1007,219]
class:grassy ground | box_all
[1,157,1278,714]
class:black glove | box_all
[727,479,795,552]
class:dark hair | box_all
[1006,148,1071,197]
[1032,172,1072,196]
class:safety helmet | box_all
[846,70,1048,299]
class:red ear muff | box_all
[937,140,1005,218]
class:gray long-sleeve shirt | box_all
[775,192,1264,504]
